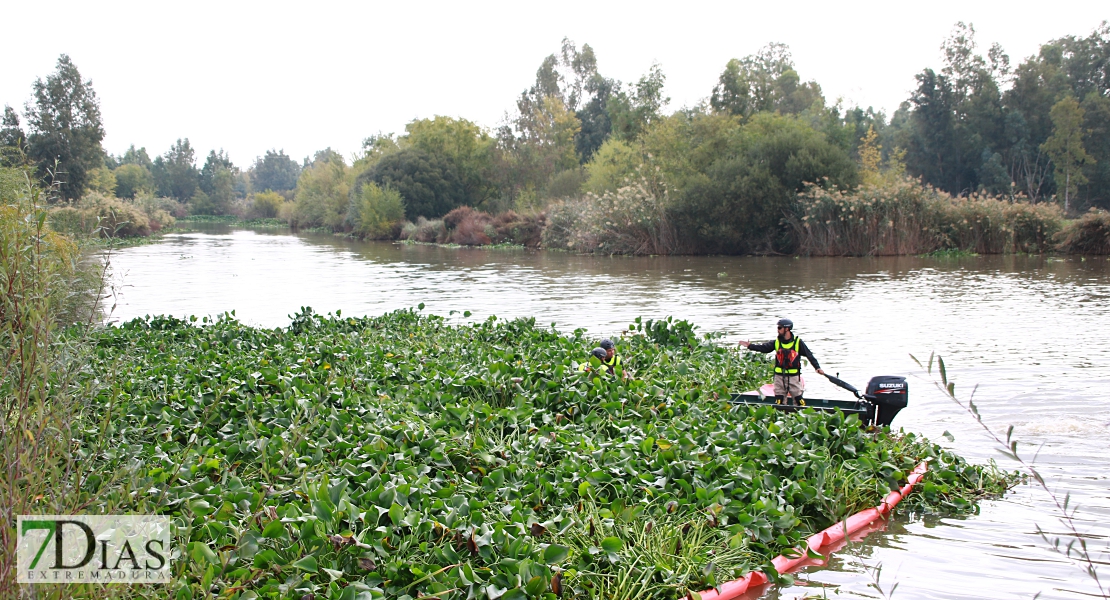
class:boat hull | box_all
[730,375,908,427]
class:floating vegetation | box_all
[71,309,1013,599]
[920,248,980,258]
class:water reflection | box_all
[106,226,1110,599]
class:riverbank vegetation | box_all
[0,163,121,596]
[792,180,1064,256]
[63,308,1009,599]
[4,25,1110,255]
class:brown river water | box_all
[106,225,1110,599]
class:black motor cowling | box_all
[866,376,908,427]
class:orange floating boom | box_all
[696,460,930,600]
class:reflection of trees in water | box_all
[279,235,1110,301]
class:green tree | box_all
[549,39,616,162]
[250,190,284,218]
[1041,95,1092,213]
[1081,92,1110,209]
[608,63,668,141]
[350,182,405,239]
[905,69,974,193]
[709,59,750,117]
[191,166,235,215]
[1,106,26,155]
[250,149,301,192]
[361,148,464,219]
[519,97,580,191]
[291,152,350,229]
[575,74,615,162]
[404,116,496,207]
[84,166,116,196]
[199,149,237,196]
[645,112,857,253]
[118,144,154,169]
[113,163,153,199]
[583,138,640,194]
[710,43,824,119]
[152,138,199,201]
[23,54,105,200]
[361,133,401,165]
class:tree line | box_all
[2,23,1109,254]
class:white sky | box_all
[3,1,1106,168]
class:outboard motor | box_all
[866,376,908,427]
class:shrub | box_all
[113,163,154,199]
[133,194,178,231]
[541,179,678,254]
[401,217,447,243]
[545,168,587,199]
[443,206,492,245]
[491,210,546,247]
[291,157,351,230]
[249,190,284,219]
[351,183,405,239]
[442,205,482,230]
[584,138,640,195]
[1056,210,1110,254]
[48,192,153,237]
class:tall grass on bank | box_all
[543,179,680,255]
[0,165,95,595]
[791,179,1062,256]
[1056,210,1110,254]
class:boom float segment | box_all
[696,460,930,600]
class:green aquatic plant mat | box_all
[72,308,1012,599]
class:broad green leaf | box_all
[600,536,622,553]
[292,555,318,573]
[542,544,569,564]
[388,503,404,526]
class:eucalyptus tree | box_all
[23,55,105,200]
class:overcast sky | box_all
[3,1,1106,168]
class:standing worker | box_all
[739,319,824,405]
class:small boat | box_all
[730,374,908,427]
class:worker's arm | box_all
[797,339,825,374]
[741,340,775,353]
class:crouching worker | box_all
[738,318,824,405]
[578,348,611,375]
[598,338,629,379]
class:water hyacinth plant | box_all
[65,308,1011,599]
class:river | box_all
[106,225,1110,599]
